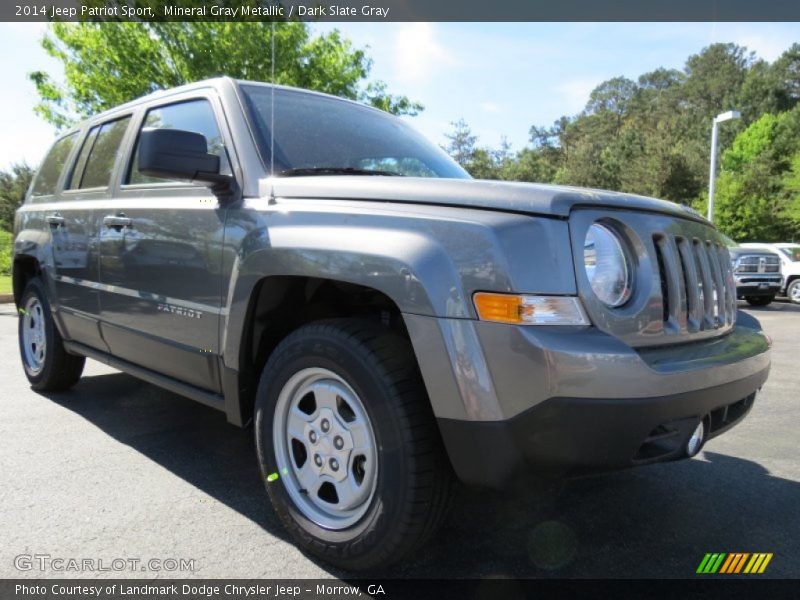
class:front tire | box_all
[745,295,775,307]
[254,319,454,571]
[18,277,85,391]
[787,279,800,305]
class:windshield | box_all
[240,84,470,179]
[779,246,800,261]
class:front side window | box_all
[779,246,800,262]
[31,133,78,196]
[240,85,470,179]
[70,117,131,189]
[127,99,229,185]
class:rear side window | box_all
[31,133,78,196]
[127,99,229,185]
[68,127,100,189]
[69,116,131,190]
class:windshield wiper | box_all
[279,167,402,177]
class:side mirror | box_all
[138,128,231,188]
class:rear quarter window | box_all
[69,116,131,190]
[30,133,78,196]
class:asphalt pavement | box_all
[1,301,798,579]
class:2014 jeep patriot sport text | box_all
[13,78,771,570]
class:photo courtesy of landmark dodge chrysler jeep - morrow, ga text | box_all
[13,78,771,570]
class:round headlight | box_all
[583,223,632,307]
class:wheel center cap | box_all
[308,408,354,483]
[318,437,332,454]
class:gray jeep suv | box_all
[13,78,771,570]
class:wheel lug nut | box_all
[329,458,339,471]
[334,436,344,449]
[309,430,317,444]
[321,419,330,433]
[314,454,323,467]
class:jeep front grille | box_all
[570,209,736,348]
[652,234,736,332]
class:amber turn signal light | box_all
[473,292,589,326]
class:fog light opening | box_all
[686,420,707,457]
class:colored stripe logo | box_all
[697,553,773,574]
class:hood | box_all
[267,176,709,224]
[729,246,781,258]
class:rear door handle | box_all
[103,215,132,229]
[46,214,65,226]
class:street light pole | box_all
[707,110,741,223]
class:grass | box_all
[0,275,12,296]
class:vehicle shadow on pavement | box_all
[48,372,799,579]
[396,453,800,578]
[740,300,800,313]
[44,374,306,552]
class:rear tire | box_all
[745,295,774,307]
[787,279,800,305]
[254,318,454,571]
[18,277,85,391]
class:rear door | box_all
[43,114,133,350]
[97,93,234,393]
[26,132,97,344]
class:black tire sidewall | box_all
[18,278,58,386]
[254,325,411,559]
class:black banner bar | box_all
[3,0,800,23]
[2,579,798,600]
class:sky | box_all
[0,22,798,170]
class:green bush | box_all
[0,230,12,276]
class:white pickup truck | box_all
[741,243,800,305]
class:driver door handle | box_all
[103,215,132,229]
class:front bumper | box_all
[437,372,763,487]
[404,313,771,488]
[735,275,782,297]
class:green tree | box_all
[782,151,800,231]
[712,109,800,241]
[505,42,800,210]
[528,117,569,175]
[585,76,637,135]
[502,148,556,183]
[434,41,800,230]
[443,119,478,169]
[0,163,34,232]
[682,43,753,117]
[740,44,800,119]
[721,113,779,172]
[442,119,502,179]
[30,21,421,129]
[467,148,500,179]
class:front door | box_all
[98,96,233,393]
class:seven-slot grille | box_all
[652,234,736,333]
[733,254,781,274]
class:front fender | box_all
[220,199,576,372]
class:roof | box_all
[67,76,381,131]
